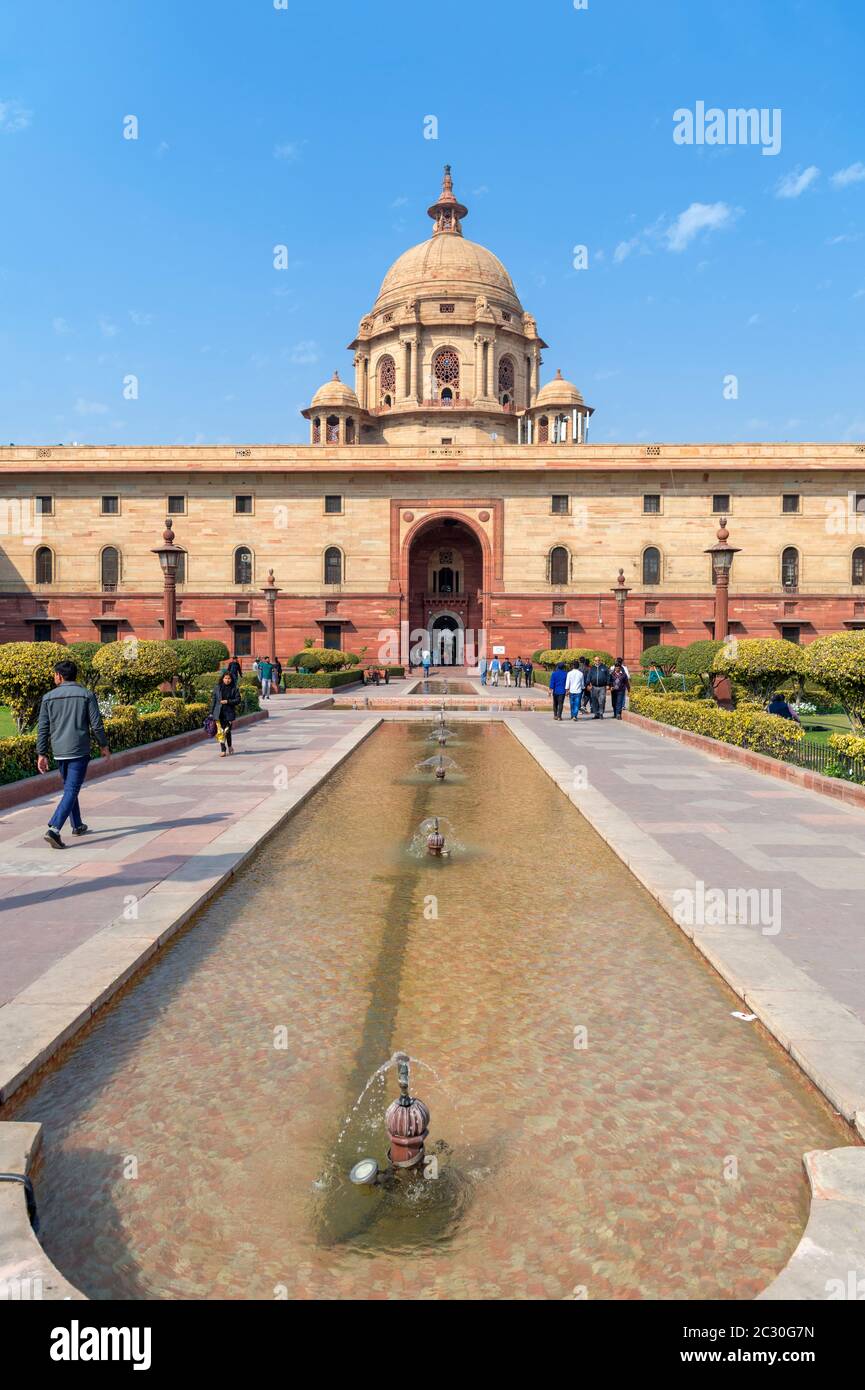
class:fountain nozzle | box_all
[426,817,445,856]
[385,1052,430,1168]
[435,756,446,781]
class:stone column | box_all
[474,336,483,399]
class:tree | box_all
[712,636,806,702]
[675,639,724,693]
[640,644,683,675]
[92,638,179,702]
[0,641,67,732]
[164,639,229,700]
[805,631,865,729]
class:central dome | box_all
[374,235,522,314]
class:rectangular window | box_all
[440,437,453,445]
[35,496,53,515]
[324,495,343,514]
[233,623,252,657]
[856,495,865,514]
[168,495,186,515]
[551,494,569,514]
[782,493,800,514]
[641,624,662,651]
[322,624,342,650]
[712,494,730,513]
[550,624,568,649]
[234,495,253,515]
[780,625,801,644]
[175,622,187,639]
[33,622,53,642]
[643,494,661,514]
[101,496,119,515]
[99,622,119,644]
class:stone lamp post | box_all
[705,517,740,641]
[261,568,280,660]
[611,568,631,659]
[151,518,186,641]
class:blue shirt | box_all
[549,668,568,694]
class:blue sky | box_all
[0,0,863,446]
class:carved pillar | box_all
[474,336,483,399]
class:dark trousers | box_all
[612,689,627,719]
[524,672,533,687]
[590,687,607,718]
[219,713,233,748]
[514,671,523,686]
[49,755,90,831]
[552,692,566,719]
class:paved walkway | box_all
[0,698,369,1010]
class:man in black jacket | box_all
[587,659,611,719]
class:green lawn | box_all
[0,706,17,738]
[800,710,851,745]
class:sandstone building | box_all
[2,167,865,664]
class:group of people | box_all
[548,657,631,722]
[478,656,534,687]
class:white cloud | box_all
[664,202,739,252]
[390,195,408,208]
[98,316,118,338]
[774,165,820,199]
[747,313,761,325]
[52,317,71,336]
[831,162,865,189]
[0,99,32,133]
[826,232,861,244]
[74,398,109,415]
[288,339,319,365]
[129,310,154,325]
[274,141,301,162]
[613,237,638,263]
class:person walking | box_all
[210,671,240,756]
[502,657,512,687]
[565,659,585,721]
[610,656,630,720]
[227,654,243,683]
[523,656,534,689]
[422,648,431,679]
[549,662,568,720]
[272,657,283,693]
[513,656,524,688]
[579,657,592,715]
[489,656,501,686]
[587,656,611,719]
[258,656,275,700]
[37,659,110,848]
[478,655,488,687]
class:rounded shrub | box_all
[287,648,359,672]
[92,638,180,702]
[536,647,614,670]
[164,639,230,699]
[712,637,806,701]
[0,641,68,732]
[640,644,684,674]
[805,631,865,729]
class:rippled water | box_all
[5,722,852,1300]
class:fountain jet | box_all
[426,817,445,856]
[384,1053,430,1169]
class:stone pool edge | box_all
[0,716,382,1302]
[505,716,865,1303]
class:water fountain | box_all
[426,817,445,856]
[384,1052,430,1168]
[435,755,447,780]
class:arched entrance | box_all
[430,612,462,665]
[405,515,486,667]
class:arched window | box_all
[234,546,253,585]
[537,415,549,444]
[101,546,119,591]
[433,348,460,402]
[782,546,799,591]
[35,546,53,584]
[853,548,865,586]
[324,546,342,585]
[345,417,355,445]
[643,547,661,586]
[498,355,515,406]
[549,546,569,585]
[378,355,395,408]
[312,417,321,444]
[326,415,340,444]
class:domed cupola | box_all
[301,371,363,445]
[522,368,593,446]
[345,167,548,443]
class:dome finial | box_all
[427,164,468,237]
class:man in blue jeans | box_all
[37,659,110,848]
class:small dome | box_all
[535,368,584,407]
[310,371,359,409]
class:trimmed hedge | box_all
[0,698,209,786]
[283,669,363,689]
[628,689,804,758]
[535,648,614,670]
[640,643,684,674]
[828,732,865,761]
[288,648,359,672]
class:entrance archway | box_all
[405,515,486,667]
[431,612,462,666]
